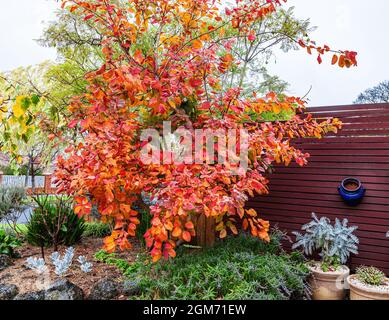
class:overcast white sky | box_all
[0,0,388,107]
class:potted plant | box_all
[348,266,389,300]
[292,213,359,300]
[338,178,366,206]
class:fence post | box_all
[43,172,52,194]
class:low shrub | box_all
[96,232,310,300]
[94,250,139,276]
[83,222,112,238]
[26,196,85,250]
[0,228,21,257]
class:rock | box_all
[121,280,141,297]
[14,291,45,300]
[45,279,84,300]
[0,255,12,271]
[0,283,19,300]
[89,277,120,300]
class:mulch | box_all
[0,237,144,299]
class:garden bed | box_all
[0,237,144,299]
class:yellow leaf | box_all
[273,104,281,115]
[167,99,176,109]
[12,101,25,118]
[192,39,203,50]
[220,229,227,239]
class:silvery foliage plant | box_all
[78,256,93,273]
[292,213,359,265]
[51,247,75,276]
[26,247,93,276]
[26,257,47,274]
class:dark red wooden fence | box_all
[247,103,389,275]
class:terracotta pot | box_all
[348,275,389,300]
[308,264,349,300]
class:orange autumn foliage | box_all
[54,0,356,262]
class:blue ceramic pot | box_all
[338,178,365,206]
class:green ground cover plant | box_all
[95,232,310,300]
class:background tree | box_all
[0,64,61,185]
[354,80,389,104]
[0,8,105,170]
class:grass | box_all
[0,224,27,235]
[1,221,111,239]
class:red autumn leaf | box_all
[185,221,194,230]
[182,231,191,242]
[172,227,182,238]
[248,30,256,42]
[331,54,338,65]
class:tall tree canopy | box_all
[54,0,357,261]
[1,0,357,262]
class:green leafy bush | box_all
[356,266,386,286]
[83,222,112,238]
[26,196,85,250]
[0,228,21,257]
[96,232,310,300]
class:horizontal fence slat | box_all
[294,137,389,144]
[270,179,388,191]
[307,103,389,112]
[268,174,389,184]
[273,167,389,177]
[309,111,389,119]
[279,162,389,170]
[298,156,389,163]
[294,143,389,150]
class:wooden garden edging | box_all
[247,103,389,274]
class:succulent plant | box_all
[77,255,93,273]
[292,213,359,267]
[26,257,47,274]
[356,266,386,286]
[51,247,75,276]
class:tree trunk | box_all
[24,157,31,187]
[194,215,216,248]
[31,162,35,191]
